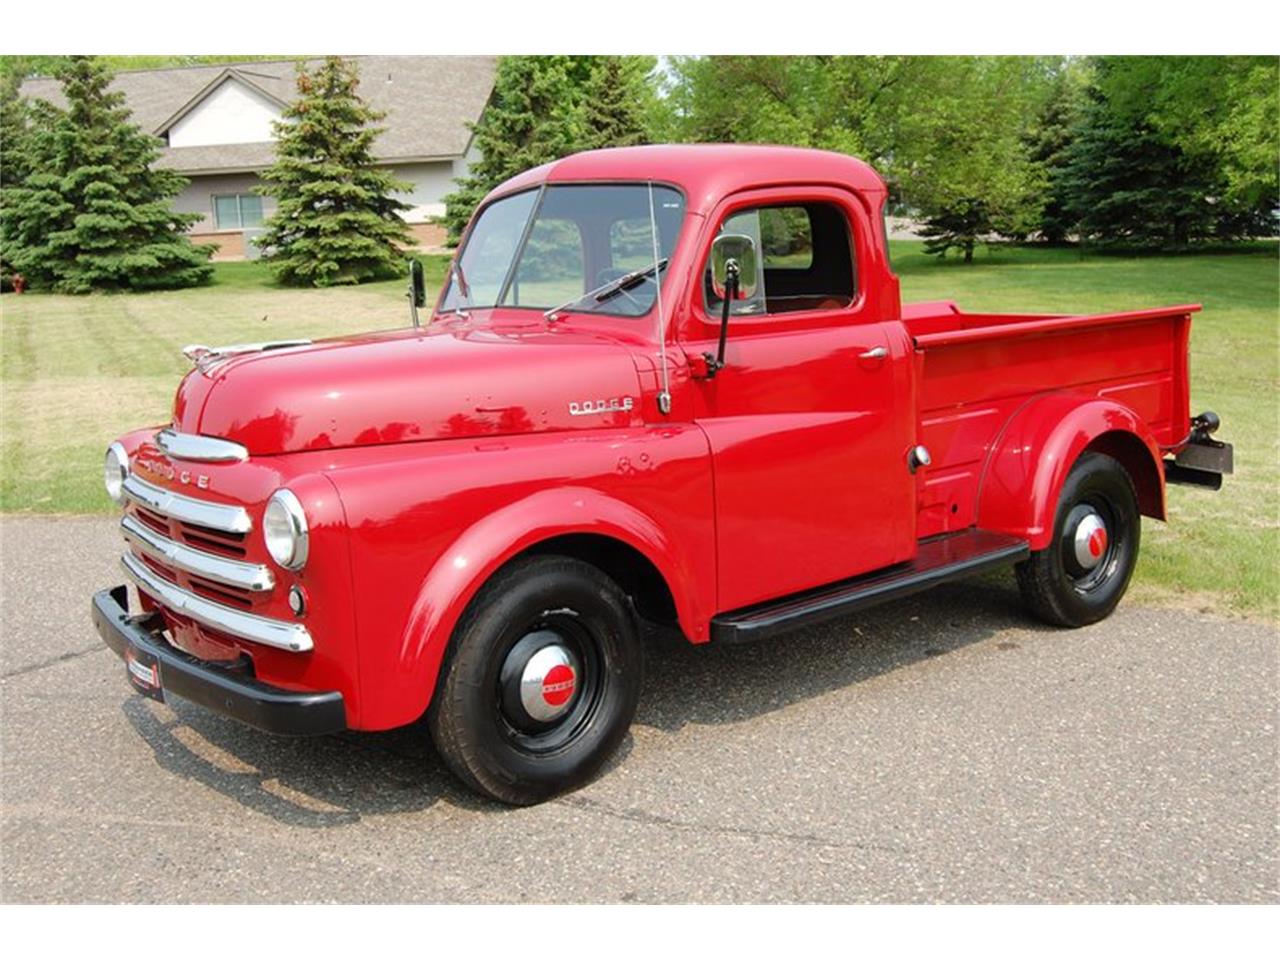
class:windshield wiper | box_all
[543,259,669,321]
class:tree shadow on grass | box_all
[122,570,1050,827]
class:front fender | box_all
[976,394,1165,551]
[398,486,709,714]
[323,424,715,730]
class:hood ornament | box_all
[182,339,313,372]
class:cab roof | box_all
[483,144,888,216]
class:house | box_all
[20,56,496,259]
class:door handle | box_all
[858,346,888,360]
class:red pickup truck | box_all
[93,145,1231,804]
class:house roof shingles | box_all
[20,56,496,174]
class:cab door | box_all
[681,187,915,612]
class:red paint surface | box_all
[106,145,1199,731]
[1090,527,1108,558]
[541,664,576,707]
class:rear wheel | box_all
[427,555,643,805]
[1016,452,1141,627]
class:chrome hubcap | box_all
[1072,511,1108,571]
[505,634,581,725]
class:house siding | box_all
[168,78,283,148]
[174,166,451,258]
[389,161,456,221]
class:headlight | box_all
[104,443,128,504]
[264,489,309,570]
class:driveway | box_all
[2,517,1276,903]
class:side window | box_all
[444,189,538,309]
[705,202,856,318]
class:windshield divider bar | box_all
[495,184,547,310]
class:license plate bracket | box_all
[125,645,165,702]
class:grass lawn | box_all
[2,243,1275,620]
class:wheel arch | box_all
[396,486,704,721]
[976,394,1166,551]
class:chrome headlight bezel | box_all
[263,488,309,571]
[104,442,129,504]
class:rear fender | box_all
[398,487,705,716]
[976,395,1166,551]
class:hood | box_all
[173,321,646,456]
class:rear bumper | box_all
[1164,433,1233,491]
[92,585,346,736]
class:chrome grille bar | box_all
[121,552,311,653]
[121,515,274,593]
[155,429,248,463]
[123,474,252,534]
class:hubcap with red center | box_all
[510,640,581,724]
[1072,511,1108,571]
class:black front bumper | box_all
[92,585,346,736]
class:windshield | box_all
[438,184,686,318]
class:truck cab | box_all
[93,145,1232,805]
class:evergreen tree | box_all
[2,56,213,292]
[918,199,992,263]
[0,74,31,288]
[1059,91,1220,250]
[440,56,586,245]
[1029,63,1089,244]
[581,57,654,150]
[257,57,412,287]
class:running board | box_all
[711,529,1030,643]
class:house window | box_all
[213,194,264,230]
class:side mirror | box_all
[710,233,758,301]
[409,258,426,308]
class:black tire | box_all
[427,555,643,805]
[1016,451,1141,627]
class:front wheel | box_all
[427,555,643,805]
[1016,451,1141,627]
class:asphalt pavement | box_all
[2,516,1276,903]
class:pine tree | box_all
[257,57,412,287]
[440,56,587,245]
[918,199,992,263]
[581,57,653,150]
[1059,93,1219,250]
[0,74,31,288]
[2,57,213,292]
[1029,65,1088,244]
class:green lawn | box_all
[2,244,1275,620]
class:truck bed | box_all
[901,300,1198,539]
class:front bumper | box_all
[92,585,346,736]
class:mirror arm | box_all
[703,261,739,379]
[408,259,427,328]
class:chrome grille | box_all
[122,474,251,534]
[121,515,273,593]
[121,553,311,652]
[117,473,311,653]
